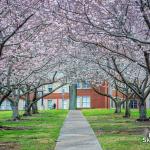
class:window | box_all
[77,81,90,89]
[82,81,90,88]
[38,91,43,97]
[48,85,52,92]
[77,96,82,108]
[77,96,90,108]
[62,99,68,109]
[111,99,114,108]
[48,100,53,109]
[77,82,81,88]
[130,100,138,108]
[48,87,52,92]
[82,96,90,108]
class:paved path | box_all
[55,110,102,150]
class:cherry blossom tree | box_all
[0,0,68,120]
[59,37,150,120]
[55,0,150,120]
[56,0,150,73]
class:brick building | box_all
[41,82,110,110]
[0,82,149,110]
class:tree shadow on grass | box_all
[0,142,20,150]
[0,125,32,130]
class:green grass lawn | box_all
[82,109,150,150]
[0,110,68,150]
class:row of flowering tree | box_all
[55,0,150,121]
[0,0,67,120]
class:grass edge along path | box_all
[0,110,68,150]
[82,109,150,150]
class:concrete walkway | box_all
[55,110,102,150]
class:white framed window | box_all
[77,82,81,89]
[82,81,90,88]
[77,81,90,89]
[62,99,68,109]
[77,96,91,108]
[48,100,53,109]
[77,96,82,108]
[82,96,90,108]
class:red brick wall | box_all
[112,90,125,98]
[44,93,69,99]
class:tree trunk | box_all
[124,100,131,118]
[23,108,32,116]
[31,89,39,114]
[32,102,38,114]
[23,93,32,116]
[137,101,149,121]
[11,102,20,121]
[11,88,20,121]
[114,102,121,113]
[26,104,32,115]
